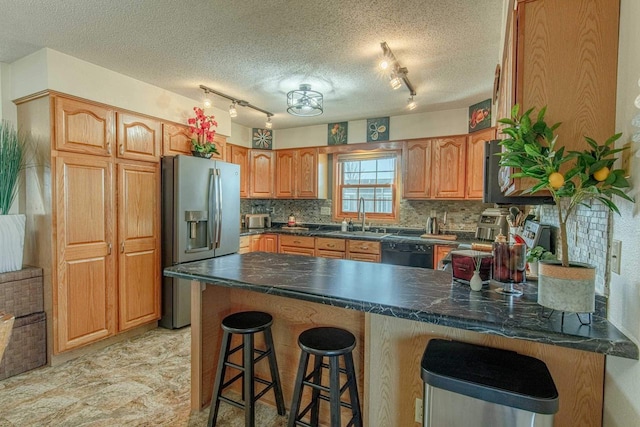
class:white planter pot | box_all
[537,261,595,313]
[0,214,26,273]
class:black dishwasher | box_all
[381,242,434,269]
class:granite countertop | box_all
[240,225,473,246]
[164,252,638,359]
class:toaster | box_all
[451,250,493,284]
[245,214,271,229]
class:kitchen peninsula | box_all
[164,253,637,427]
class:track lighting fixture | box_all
[379,42,417,97]
[265,115,273,129]
[407,96,417,110]
[203,96,212,108]
[199,85,274,122]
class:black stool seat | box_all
[222,311,273,334]
[298,327,356,356]
[289,326,362,427]
[208,311,285,427]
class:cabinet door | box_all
[54,96,115,156]
[162,123,192,156]
[432,137,466,199]
[117,162,161,331]
[227,144,250,198]
[239,235,251,254]
[403,140,432,199]
[249,150,274,198]
[250,235,262,252]
[297,148,318,198]
[260,234,279,253]
[466,128,495,199]
[117,113,161,162]
[434,245,454,270]
[54,154,116,353]
[211,134,226,161]
[275,150,296,198]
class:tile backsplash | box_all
[242,199,493,232]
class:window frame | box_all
[332,150,401,223]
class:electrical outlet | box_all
[320,206,331,215]
[415,397,423,423]
[611,240,621,274]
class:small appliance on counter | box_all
[520,220,552,251]
[451,250,493,284]
[245,213,271,229]
[474,208,509,241]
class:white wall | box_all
[8,48,231,135]
[263,108,468,149]
[0,62,18,124]
[604,0,640,425]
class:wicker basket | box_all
[0,312,15,363]
[0,312,46,380]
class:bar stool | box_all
[288,326,362,427]
[208,311,286,427]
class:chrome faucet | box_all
[357,197,366,232]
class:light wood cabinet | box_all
[466,128,495,200]
[275,148,326,199]
[54,96,115,156]
[211,134,226,161]
[249,235,262,252]
[162,122,192,156]
[260,234,279,253]
[226,144,250,198]
[117,162,161,332]
[54,154,116,353]
[432,136,467,199]
[346,240,380,263]
[499,0,619,195]
[279,235,315,257]
[315,238,346,259]
[434,245,454,270]
[249,150,275,198]
[116,112,161,162]
[239,235,251,254]
[403,139,432,199]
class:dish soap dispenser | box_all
[287,213,296,227]
[341,218,348,232]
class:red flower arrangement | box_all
[188,107,219,155]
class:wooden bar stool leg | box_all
[264,326,286,416]
[329,356,341,427]
[344,352,363,427]
[208,330,232,427]
[288,350,310,427]
[244,333,255,427]
[310,354,323,426]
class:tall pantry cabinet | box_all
[18,92,161,357]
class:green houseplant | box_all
[498,105,633,312]
[0,120,28,273]
[525,245,554,277]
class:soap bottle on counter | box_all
[341,218,348,232]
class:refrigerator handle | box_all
[216,168,223,249]
[208,169,216,249]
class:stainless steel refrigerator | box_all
[160,155,240,328]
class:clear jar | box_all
[492,242,526,284]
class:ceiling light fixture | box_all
[265,115,273,129]
[407,96,417,110]
[379,42,417,97]
[199,85,274,122]
[203,96,212,108]
[287,84,324,117]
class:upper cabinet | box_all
[498,0,619,195]
[116,112,161,162]
[54,96,115,157]
[226,144,250,198]
[162,123,192,156]
[466,128,495,200]
[249,149,275,198]
[403,139,432,199]
[275,148,327,199]
[432,136,467,199]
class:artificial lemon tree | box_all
[497,105,633,268]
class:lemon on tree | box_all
[548,172,564,189]
[593,166,610,182]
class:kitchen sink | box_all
[327,230,391,238]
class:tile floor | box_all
[0,327,287,426]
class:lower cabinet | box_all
[239,235,251,254]
[347,240,381,263]
[434,245,454,270]
[260,234,278,252]
[279,235,316,256]
[315,238,346,259]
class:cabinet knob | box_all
[119,144,124,155]
[107,243,112,255]
[327,243,335,248]
[121,242,125,253]
[107,142,112,155]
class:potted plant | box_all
[498,105,633,312]
[0,121,28,273]
[525,245,554,277]
[188,107,219,158]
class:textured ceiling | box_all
[0,0,504,129]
